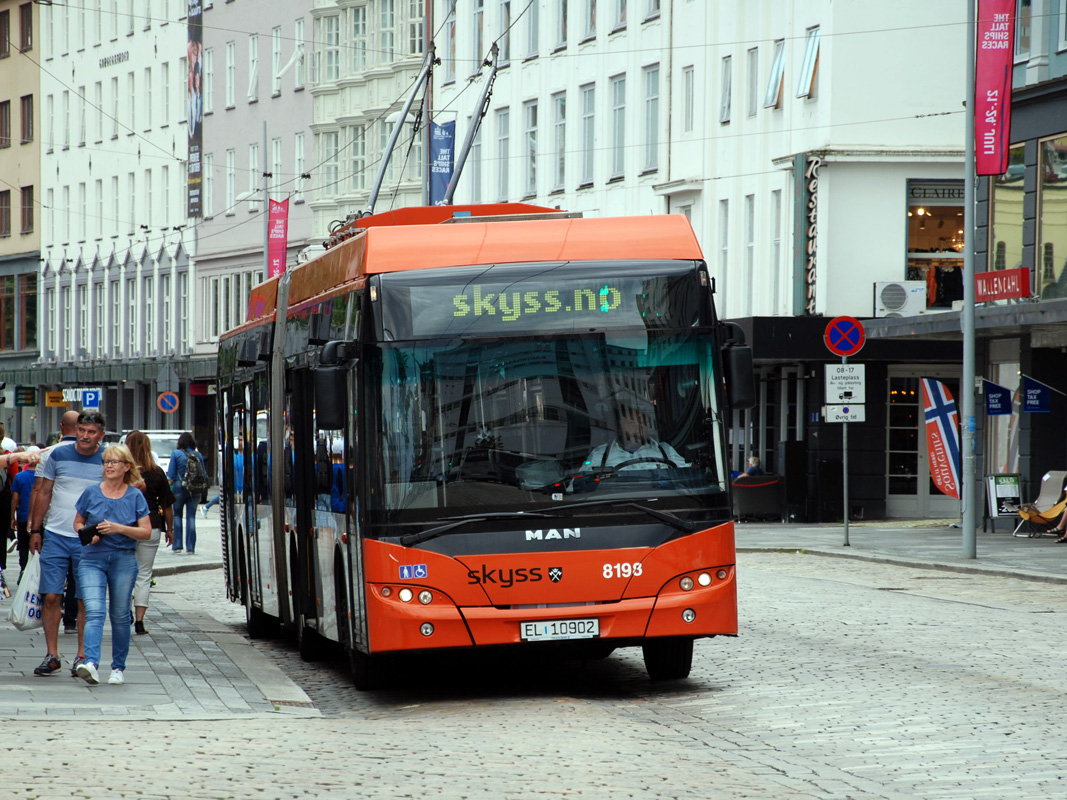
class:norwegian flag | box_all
[921,378,961,500]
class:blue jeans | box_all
[172,486,199,552]
[78,549,138,671]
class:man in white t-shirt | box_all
[582,415,688,473]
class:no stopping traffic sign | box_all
[824,316,866,358]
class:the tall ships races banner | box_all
[975,0,1015,176]
[921,379,962,500]
[186,1,204,216]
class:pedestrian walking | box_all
[125,431,175,634]
[26,410,107,678]
[73,444,151,685]
[166,432,207,554]
[9,450,40,573]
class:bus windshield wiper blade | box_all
[400,511,556,547]
[532,499,698,533]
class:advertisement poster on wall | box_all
[186,1,204,217]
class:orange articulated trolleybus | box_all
[216,203,755,689]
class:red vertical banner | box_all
[975,0,1015,176]
[921,379,962,500]
[267,199,290,278]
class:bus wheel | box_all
[642,637,694,681]
[240,540,275,639]
[296,608,324,662]
[349,648,384,691]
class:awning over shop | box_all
[864,299,1067,347]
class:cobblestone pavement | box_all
[5,551,1067,798]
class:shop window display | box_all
[905,181,964,309]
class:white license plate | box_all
[520,618,600,642]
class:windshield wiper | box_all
[400,511,557,547]
[531,498,698,533]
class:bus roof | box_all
[234,213,703,336]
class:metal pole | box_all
[962,0,977,558]
[842,355,850,547]
[262,120,269,278]
[366,51,433,214]
[422,0,433,206]
[443,43,499,205]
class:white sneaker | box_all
[107,669,125,685]
[76,662,100,684]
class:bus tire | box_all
[350,648,384,691]
[642,637,694,681]
[240,539,276,639]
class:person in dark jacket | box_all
[165,432,206,554]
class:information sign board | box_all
[824,404,866,423]
[825,364,866,404]
[985,474,1022,518]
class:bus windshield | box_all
[376,330,727,525]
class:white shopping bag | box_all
[7,551,43,631]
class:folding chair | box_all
[1012,470,1067,538]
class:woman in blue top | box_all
[166,432,206,554]
[73,444,151,686]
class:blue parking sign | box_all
[82,389,101,408]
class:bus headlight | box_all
[697,572,712,587]
[398,588,414,603]
[717,569,728,580]
[420,622,435,636]
[418,590,433,605]
[682,609,696,623]
[679,576,695,591]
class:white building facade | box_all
[34,0,201,435]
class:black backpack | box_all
[181,450,210,494]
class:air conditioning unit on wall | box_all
[874,281,928,318]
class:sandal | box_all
[1055,535,1067,544]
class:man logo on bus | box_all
[548,567,563,583]
[525,528,581,541]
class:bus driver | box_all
[581,414,689,473]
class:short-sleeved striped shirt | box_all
[42,444,103,539]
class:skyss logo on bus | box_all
[467,565,544,588]
[452,285,624,322]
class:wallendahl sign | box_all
[975,267,1030,303]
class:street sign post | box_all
[157,391,180,414]
[823,316,867,547]
[82,389,101,408]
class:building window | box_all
[294,18,305,87]
[203,153,214,217]
[248,34,259,101]
[271,27,282,95]
[351,125,366,192]
[580,83,594,185]
[526,0,539,56]
[683,66,694,133]
[646,0,659,18]
[552,92,565,191]
[322,131,339,195]
[409,0,423,56]
[248,142,260,210]
[20,186,32,233]
[0,10,9,59]
[764,40,785,108]
[271,137,282,200]
[613,0,626,29]
[143,69,151,129]
[1016,0,1031,60]
[583,0,596,39]
[907,179,965,308]
[0,101,9,148]
[321,16,339,79]
[473,0,484,68]
[380,0,395,63]
[294,132,306,201]
[523,100,537,196]
[0,191,9,237]
[353,7,368,71]
[498,1,511,63]
[19,1,31,51]
[610,74,625,177]
[496,107,510,201]
[20,273,36,349]
[796,26,820,98]
[128,71,135,131]
[225,148,235,211]
[111,76,119,137]
[444,4,456,81]
[746,48,758,117]
[744,194,755,314]
[1039,135,1067,298]
[20,95,32,142]
[771,189,782,312]
[556,0,567,47]
[1,277,15,350]
[470,119,483,203]
[719,56,732,123]
[225,41,235,107]
[643,64,658,170]
[201,50,212,114]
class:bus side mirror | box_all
[314,367,347,430]
[724,346,756,409]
